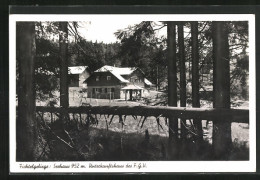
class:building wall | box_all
[80,69,90,88]
[87,85,121,99]
[123,69,145,88]
[86,71,121,86]
[86,69,146,99]
[68,74,79,87]
[68,69,90,88]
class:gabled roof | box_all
[95,65,134,83]
[95,65,137,75]
[121,84,143,90]
[94,65,152,85]
[68,66,88,74]
[109,71,129,83]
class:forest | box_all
[16,20,249,161]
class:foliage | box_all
[17,20,249,103]
[34,37,60,101]
[69,39,121,72]
[24,22,122,101]
[17,21,250,162]
[36,110,249,161]
[115,21,168,90]
[115,21,249,104]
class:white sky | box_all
[77,21,167,43]
[77,20,142,43]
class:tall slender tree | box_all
[17,22,39,161]
[59,22,69,125]
[167,22,178,158]
[212,21,231,159]
[191,21,203,140]
[178,22,186,108]
[178,22,187,139]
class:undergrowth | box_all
[36,115,249,161]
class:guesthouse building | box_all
[84,65,152,100]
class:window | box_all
[96,76,100,81]
[92,88,95,94]
[105,88,108,93]
[68,74,79,87]
[107,76,111,81]
[111,88,115,92]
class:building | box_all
[68,66,90,103]
[84,65,152,100]
[68,66,90,89]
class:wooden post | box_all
[212,21,231,159]
[125,90,127,102]
[113,92,115,102]
[51,112,53,123]
[59,22,69,125]
[167,21,178,159]
[130,89,133,101]
[17,22,38,161]
[191,21,203,140]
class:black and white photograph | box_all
[9,14,256,173]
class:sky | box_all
[77,21,167,44]
[77,20,142,43]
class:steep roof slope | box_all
[95,65,136,75]
[95,65,135,83]
[68,66,88,74]
[94,65,152,85]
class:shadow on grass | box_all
[42,122,249,161]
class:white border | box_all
[9,14,256,173]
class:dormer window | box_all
[107,76,111,81]
[96,76,100,81]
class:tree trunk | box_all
[178,22,187,140]
[178,22,186,107]
[59,22,69,125]
[156,65,159,91]
[191,21,203,140]
[167,22,178,158]
[212,21,231,159]
[17,22,39,161]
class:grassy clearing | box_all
[36,90,249,161]
[38,111,249,161]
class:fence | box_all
[35,105,250,160]
[36,105,249,124]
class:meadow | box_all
[36,90,249,161]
